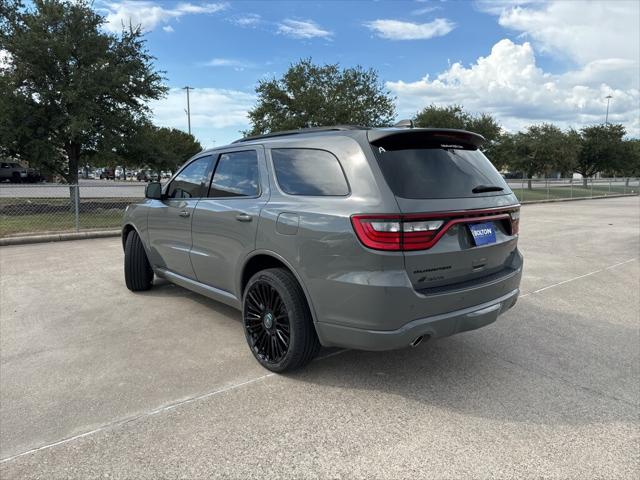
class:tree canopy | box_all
[574,124,626,181]
[0,0,167,183]
[120,124,202,174]
[413,105,502,145]
[246,58,396,135]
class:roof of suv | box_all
[228,125,485,149]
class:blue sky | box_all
[97,1,640,147]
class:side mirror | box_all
[145,181,163,200]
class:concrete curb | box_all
[0,193,637,246]
[0,229,120,247]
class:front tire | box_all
[243,268,320,372]
[124,230,154,291]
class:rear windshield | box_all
[373,147,510,199]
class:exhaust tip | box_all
[410,335,424,348]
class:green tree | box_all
[413,104,503,159]
[121,124,202,176]
[0,0,167,188]
[575,124,626,186]
[414,105,468,131]
[617,139,640,186]
[510,124,567,189]
[489,132,516,172]
[246,58,396,135]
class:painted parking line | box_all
[0,348,349,465]
[520,258,637,298]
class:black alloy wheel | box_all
[242,268,320,372]
[244,280,291,364]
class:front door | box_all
[190,148,268,294]
[147,155,214,279]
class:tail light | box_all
[351,216,444,251]
[352,207,520,251]
[509,208,520,235]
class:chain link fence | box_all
[0,182,146,238]
[511,177,639,203]
[1,178,638,238]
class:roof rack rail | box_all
[232,125,366,144]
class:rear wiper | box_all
[472,185,504,194]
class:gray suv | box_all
[122,125,523,372]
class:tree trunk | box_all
[625,177,630,187]
[582,176,588,188]
[65,143,81,211]
[527,173,532,190]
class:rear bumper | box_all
[315,287,519,350]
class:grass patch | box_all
[0,211,123,236]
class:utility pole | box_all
[183,86,193,135]
[605,95,612,124]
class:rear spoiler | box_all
[367,128,486,150]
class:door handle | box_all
[235,213,252,222]
[179,210,190,218]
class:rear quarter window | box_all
[271,148,349,196]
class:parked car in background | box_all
[0,162,28,182]
[100,168,115,180]
[137,170,159,182]
[122,124,523,372]
[26,167,44,183]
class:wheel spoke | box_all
[244,280,291,364]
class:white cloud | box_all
[412,4,441,16]
[364,18,455,40]
[202,58,255,70]
[277,19,332,39]
[102,1,227,33]
[230,13,262,27]
[151,87,255,132]
[387,39,640,136]
[162,25,174,33]
[496,0,640,66]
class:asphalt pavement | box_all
[0,197,638,479]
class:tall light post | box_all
[183,86,193,135]
[605,95,613,124]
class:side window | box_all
[208,150,259,198]
[271,148,349,196]
[166,156,213,199]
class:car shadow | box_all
[286,303,638,427]
[136,280,637,427]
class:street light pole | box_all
[605,95,612,124]
[183,86,193,135]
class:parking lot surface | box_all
[1,197,638,479]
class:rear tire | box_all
[243,268,320,372]
[124,230,154,291]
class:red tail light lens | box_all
[351,216,444,251]
[509,208,520,235]
[352,207,520,251]
[351,216,402,250]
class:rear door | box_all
[190,147,268,294]
[368,130,520,291]
[147,155,214,279]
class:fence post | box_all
[546,178,549,200]
[74,184,80,232]
[570,178,573,199]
